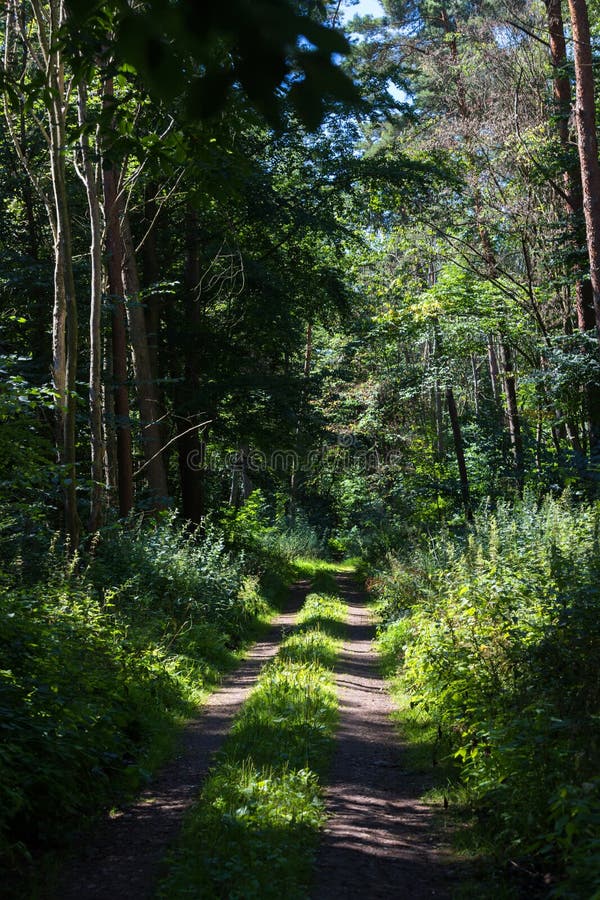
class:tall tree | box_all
[3,0,81,545]
[77,81,104,531]
[120,205,170,507]
[567,0,600,333]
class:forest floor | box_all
[51,580,311,900]
[311,573,455,899]
[52,572,455,899]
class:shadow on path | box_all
[311,575,457,899]
[53,581,310,900]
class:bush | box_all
[375,491,600,895]
[90,515,262,642]
[0,515,279,878]
[222,490,323,568]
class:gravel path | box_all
[311,574,453,899]
[53,581,309,900]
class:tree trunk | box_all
[4,0,80,543]
[240,446,253,501]
[142,184,162,384]
[499,339,524,489]
[446,386,472,520]
[229,449,253,507]
[471,354,480,416]
[290,320,314,523]
[176,207,206,525]
[102,326,117,500]
[120,208,170,507]
[565,420,586,474]
[433,381,444,457]
[303,321,313,378]
[177,419,205,524]
[77,82,104,532]
[487,336,501,404]
[102,159,134,518]
[551,416,563,457]
[546,0,600,459]
[546,0,574,170]
[536,411,543,473]
[567,0,600,331]
[47,1,80,547]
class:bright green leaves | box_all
[375,492,600,894]
[0,517,290,877]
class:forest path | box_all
[311,574,453,899]
[53,580,310,900]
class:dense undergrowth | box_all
[0,506,313,887]
[374,492,600,897]
[159,575,346,899]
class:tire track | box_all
[53,580,310,900]
[311,575,453,899]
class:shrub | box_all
[0,515,279,877]
[222,490,322,569]
[376,491,600,895]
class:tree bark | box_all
[177,420,205,525]
[303,321,313,378]
[120,208,170,507]
[176,207,206,525]
[102,163,134,518]
[290,320,314,524]
[446,386,472,520]
[3,0,80,544]
[433,381,444,458]
[142,184,162,384]
[499,339,524,489]
[487,336,501,404]
[102,325,117,500]
[546,0,600,458]
[471,354,480,417]
[546,0,574,168]
[229,450,252,507]
[567,0,600,331]
[77,82,104,532]
[47,0,80,547]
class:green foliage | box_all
[92,514,264,643]
[66,0,359,129]
[0,517,281,878]
[547,778,600,897]
[375,492,600,894]
[0,357,56,527]
[222,490,323,570]
[159,583,346,899]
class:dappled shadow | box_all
[311,575,460,899]
[52,581,311,900]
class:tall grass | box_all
[375,491,600,896]
[0,515,289,885]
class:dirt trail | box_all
[311,574,453,899]
[53,581,309,900]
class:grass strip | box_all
[158,583,347,900]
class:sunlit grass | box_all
[159,586,347,899]
[292,556,357,577]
